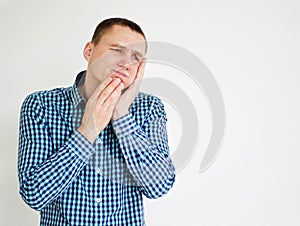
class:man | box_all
[18,18,175,225]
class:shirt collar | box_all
[70,71,86,106]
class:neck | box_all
[80,70,99,100]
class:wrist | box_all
[112,108,129,120]
[77,126,98,144]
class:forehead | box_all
[100,25,146,51]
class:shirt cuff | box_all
[67,130,95,162]
[111,113,139,138]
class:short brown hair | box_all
[91,18,146,45]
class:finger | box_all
[136,58,147,81]
[89,76,113,101]
[96,78,121,107]
[101,82,124,112]
[129,58,146,89]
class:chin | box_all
[121,86,129,94]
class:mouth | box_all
[112,70,128,79]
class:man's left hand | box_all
[112,58,147,120]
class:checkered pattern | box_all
[18,71,175,226]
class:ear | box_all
[83,42,93,62]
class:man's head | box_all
[83,18,147,91]
[91,18,146,46]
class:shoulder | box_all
[21,87,72,116]
[130,92,166,123]
[135,91,164,108]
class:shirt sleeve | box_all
[112,96,176,199]
[18,93,95,211]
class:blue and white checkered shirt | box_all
[18,71,175,226]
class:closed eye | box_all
[111,48,122,53]
[132,54,141,62]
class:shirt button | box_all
[95,198,101,203]
[96,167,101,173]
[115,128,120,133]
[97,139,102,144]
[124,155,128,160]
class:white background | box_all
[0,0,299,225]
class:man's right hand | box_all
[78,77,123,144]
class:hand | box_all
[112,58,147,120]
[78,77,123,143]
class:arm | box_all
[18,93,95,211]
[18,77,122,210]
[112,96,175,199]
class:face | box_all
[84,25,146,89]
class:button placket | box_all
[96,167,101,174]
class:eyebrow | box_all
[110,43,129,50]
[110,43,144,59]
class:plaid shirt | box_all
[18,71,175,226]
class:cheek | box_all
[91,52,119,68]
[90,54,117,74]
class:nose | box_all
[117,54,134,70]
